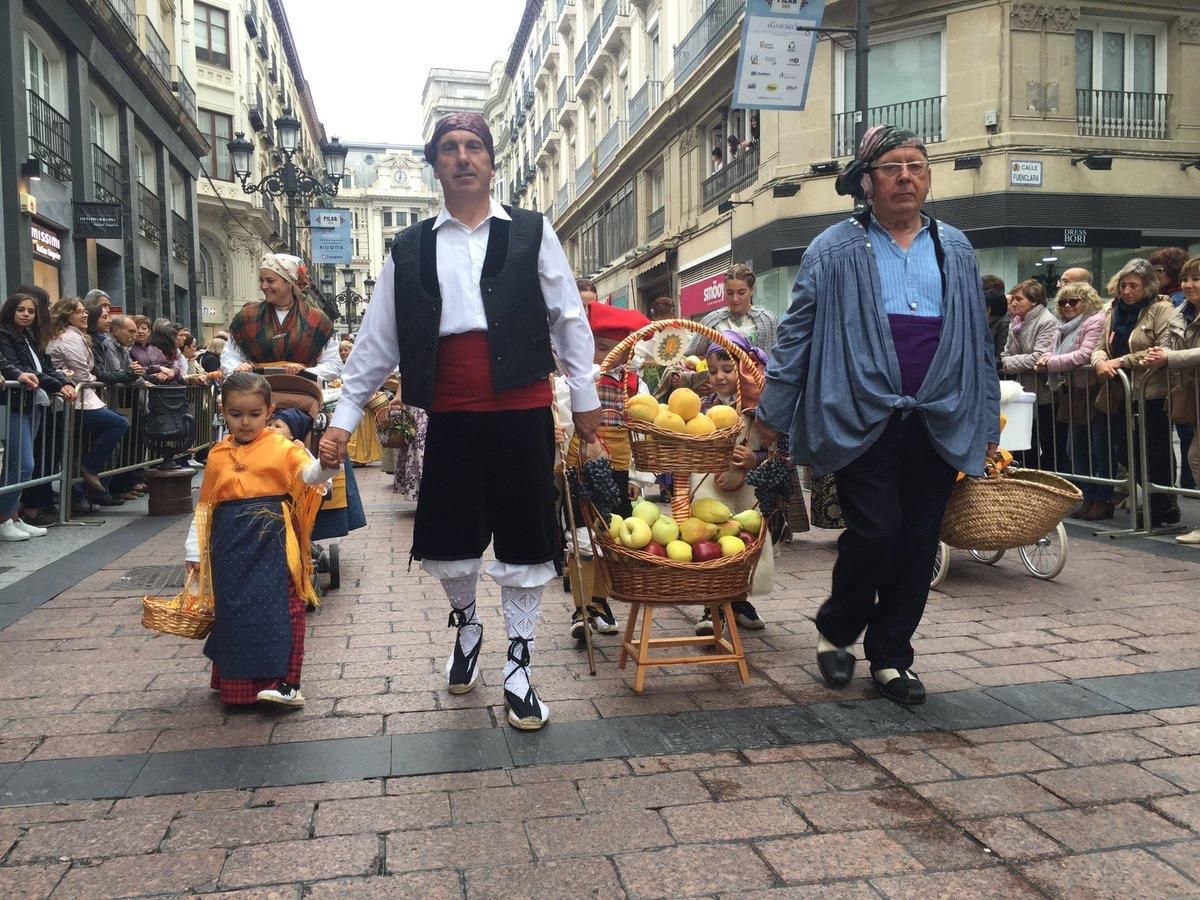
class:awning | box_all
[632,250,669,279]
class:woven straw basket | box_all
[601,319,765,476]
[142,572,214,640]
[939,469,1082,551]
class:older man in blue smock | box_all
[754,126,1000,706]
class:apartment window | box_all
[383,210,393,227]
[195,3,230,67]
[25,34,53,103]
[1075,19,1167,138]
[198,109,233,180]
[835,25,945,155]
[199,244,215,295]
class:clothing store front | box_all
[30,221,63,301]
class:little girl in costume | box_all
[692,330,785,636]
[185,373,337,708]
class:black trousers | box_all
[413,407,559,565]
[1135,398,1178,525]
[816,414,958,672]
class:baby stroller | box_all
[261,373,341,595]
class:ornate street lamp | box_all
[336,266,364,334]
[226,112,347,255]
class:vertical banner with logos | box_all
[309,209,352,265]
[733,0,827,110]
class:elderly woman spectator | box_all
[0,293,76,538]
[199,337,224,379]
[1092,257,1179,528]
[149,322,186,383]
[1001,279,1058,467]
[45,297,130,507]
[1035,282,1110,519]
[179,333,209,383]
[1144,256,1200,542]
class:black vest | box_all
[390,206,555,411]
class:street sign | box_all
[74,202,123,238]
[1010,160,1043,187]
[309,208,351,264]
[733,0,828,110]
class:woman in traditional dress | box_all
[184,372,336,707]
[340,341,384,466]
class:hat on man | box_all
[835,124,928,202]
[424,112,495,166]
[587,303,650,342]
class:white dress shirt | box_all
[330,198,599,432]
[220,305,343,383]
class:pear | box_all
[717,520,741,538]
[718,535,747,557]
[651,516,680,545]
[666,540,693,562]
[692,497,732,524]
[607,513,623,540]
[668,388,702,422]
[632,499,661,526]
[732,509,763,535]
[679,516,719,545]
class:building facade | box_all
[421,67,492,139]
[327,143,442,335]
[1,0,208,323]
[492,0,1200,319]
[193,0,329,340]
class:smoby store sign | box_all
[680,274,725,317]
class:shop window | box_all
[195,2,230,68]
[835,26,945,155]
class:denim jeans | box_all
[1,405,41,518]
[80,406,130,476]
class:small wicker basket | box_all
[939,469,1082,551]
[142,572,214,640]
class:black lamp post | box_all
[336,267,364,334]
[227,113,348,255]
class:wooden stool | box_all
[617,600,750,692]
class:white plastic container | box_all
[999,387,1036,451]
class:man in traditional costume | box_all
[754,126,1000,706]
[320,113,600,731]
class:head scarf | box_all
[706,329,769,367]
[835,125,928,203]
[259,254,311,296]
[270,407,313,443]
[424,113,495,166]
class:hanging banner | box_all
[309,209,351,265]
[74,202,123,239]
[733,0,828,111]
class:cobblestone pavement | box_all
[1,463,1199,896]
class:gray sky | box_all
[285,0,527,146]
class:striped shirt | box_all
[868,216,943,317]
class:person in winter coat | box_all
[1001,279,1057,467]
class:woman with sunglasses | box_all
[1035,282,1109,519]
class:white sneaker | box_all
[0,521,30,542]
[1175,529,1200,545]
[256,683,305,708]
[12,519,47,537]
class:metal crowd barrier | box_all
[1135,365,1200,536]
[0,381,220,526]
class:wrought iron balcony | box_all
[599,0,631,53]
[93,145,123,204]
[647,206,665,240]
[106,0,136,36]
[171,211,191,262]
[628,79,663,134]
[586,15,603,62]
[138,183,161,242]
[172,66,196,120]
[138,15,171,84]
[244,0,258,36]
[557,76,575,110]
[701,143,759,211]
[675,0,745,87]
[596,119,626,172]
[1077,89,1171,140]
[576,155,593,196]
[27,90,71,181]
[556,181,573,218]
[575,43,587,84]
[556,0,574,20]
[832,95,945,157]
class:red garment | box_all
[209,585,305,704]
[432,331,551,413]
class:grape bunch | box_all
[568,457,625,520]
[745,457,794,515]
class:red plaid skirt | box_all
[210,585,305,704]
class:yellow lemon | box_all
[685,413,716,435]
[707,405,740,429]
[668,388,702,422]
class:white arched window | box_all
[199,244,216,296]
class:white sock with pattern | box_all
[440,575,481,656]
[501,584,542,697]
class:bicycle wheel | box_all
[1018,522,1068,580]
[930,541,950,589]
[969,549,1005,565]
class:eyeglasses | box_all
[1057,298,1081,309]
[1153,266,1166,274]
[871,161,930,178]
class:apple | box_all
[691,541,722,562]
[618,516,653,550]
[718,535,747,557]
[632,499,661,526]
[644,541,668,558]
[738,531,756,544]
[666,540,693,562]
[651,516,680,545]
